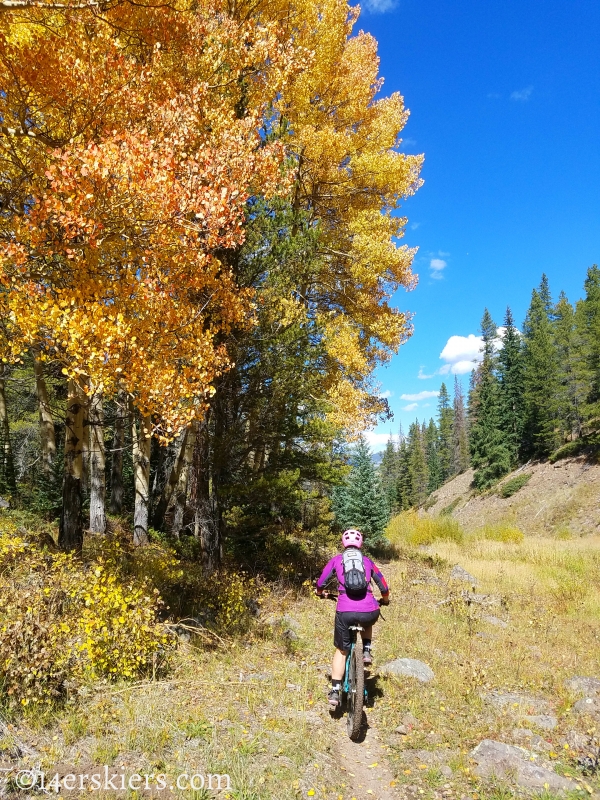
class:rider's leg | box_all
[362,625,373,664]
[328,648,347,707]
[331,648,347,681]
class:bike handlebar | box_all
[316,589,388,606]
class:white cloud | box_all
[402,402,418,412]
[430,258,447,280]
[439,360,475,375]
[378,389,393,399]
[402,137,417,148]
[439,334,482,374]
[363,432,400,451]
[411,222,421,231]
[400,390,440,402]
[438,327,515,375]
[418,366,436,380]
[363,0,395,11]
[511,86,533,102]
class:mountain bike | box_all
[344,622,366,740]
[318,591,369,741]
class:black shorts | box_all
[334,609,380,651]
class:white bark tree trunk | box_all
[88,388,106,533]
[172,421,197,536]
[132,405,151,546]
[109,389,126,514]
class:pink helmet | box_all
[342,529,363,548]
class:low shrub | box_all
[549,432,600,463]
[0,517,175,710]
[386,510,464,547]
[499,473,532,498]
[423,494,438,511]
[474,523,525,544]
[440,497,461,516]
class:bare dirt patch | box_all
[426,457,600,535]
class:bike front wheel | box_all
[346,643,364,740]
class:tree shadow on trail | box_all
[366,671,384,706]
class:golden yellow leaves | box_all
[0,0,296,438]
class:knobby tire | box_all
[346,642,364,740]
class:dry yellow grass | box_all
[4,513,600,799]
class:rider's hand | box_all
[379,595,390,606]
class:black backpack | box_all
[341,547,367,595]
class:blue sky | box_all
[358,0,600,450]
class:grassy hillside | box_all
[425,456,600,538]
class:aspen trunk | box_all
[152,425,190,530]
[0,363,16,493]
[88,388,106,533]
[33,355,56,476]
[132,406,151,546]
[59,380,86,552]
[171,421,197,537]
[191,416,221,571]
[109,390,126,514]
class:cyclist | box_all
[315,528,389,708]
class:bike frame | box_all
[343,624,368,701]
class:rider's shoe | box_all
[363,650,373,666]
[327,689,340,708]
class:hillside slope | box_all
[426,456,600,536]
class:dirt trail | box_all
[333,716,403,800]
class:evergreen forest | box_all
[372,267,600,514]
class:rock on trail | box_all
[379,659,435,683]
[449,565,478,584]
[565,675,600,720]
[470,739,578,793]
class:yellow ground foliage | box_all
[0,518,174,708]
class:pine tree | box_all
[437,383,454,481]
[522,288,561,457]
[396,431,411,511]
[497,306,525,466]
[578,265,600,423]
[554,292,588,440]
[407,420,429,506]
[425,418,442,493]
[379,435,398,514]
[451,376,470,474]
[333,436,389,547]
[469,309,512,488]
[538,273,555,318]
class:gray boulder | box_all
[573,696,600,718]
[511,729,553,753]
[450,564,478,584]
[470,740,576,793]
[380,658,434,683]
[481,615,508,628]
[522,714,558,731]
[565,676,600,697]
[484,690,551,715]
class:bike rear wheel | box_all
[346,642,364,740]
